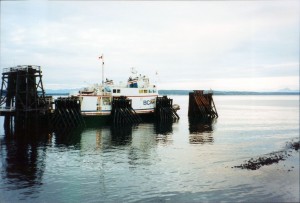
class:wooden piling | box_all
[52,97,85,128]
[188,90,218,118]
[155,96,180,122]
[111,96,142,125]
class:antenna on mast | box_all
[98,54,104,84]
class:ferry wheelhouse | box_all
[72,67,158,117]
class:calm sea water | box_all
[0,95,299,202]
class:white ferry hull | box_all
[78,95,158,117]
[72,67,159,118]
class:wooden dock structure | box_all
[52,97,85,128]
[188,90,218,118]
[111,96,142,125]
[0,65,51,128]
[155,96,180,122]
[0,65,49,113]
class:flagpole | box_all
[100,54,104,85]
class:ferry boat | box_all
[0,62,180,127]
[71,66,159,118]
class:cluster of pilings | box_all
[111,96,142,125]
[0,66,219,133]
[188,90,218,119]
[155,96,180,122]
[0,66,51,129]
[0,66,49,113]
[52,97,85,128]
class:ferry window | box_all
[139,90,143,93]
[153,90,156,93]
[113,89,116,93]
[117,89,120,93]
[144,90,147,93]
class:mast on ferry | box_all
[99,54,104,85]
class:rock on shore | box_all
[233,140,299,170]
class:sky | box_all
[0,1,299,91]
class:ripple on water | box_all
[0,95,299,202]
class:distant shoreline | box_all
[45,89,299,96]
[159,90,299,96]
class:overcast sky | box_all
[1,1,299,91]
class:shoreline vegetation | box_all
[44,89,300,96]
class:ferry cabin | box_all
[75,73,158,117]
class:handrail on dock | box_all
[2,65,41,73]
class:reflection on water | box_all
[1,120,49,196]
[110,124,134,145]
[154,120,174,135]
[154,121,174,145]
[0,95,299,202]
[53,128,83,147]
[188,117,216,144]
[1,120,83,198]
[0,117,175,199]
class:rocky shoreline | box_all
[233,140,299,170]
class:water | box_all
[0,95,299,202]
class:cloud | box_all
[0,1,299,91]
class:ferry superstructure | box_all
[71,67,159,117]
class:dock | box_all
[0,65,219,131]
[188,90,218,118]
